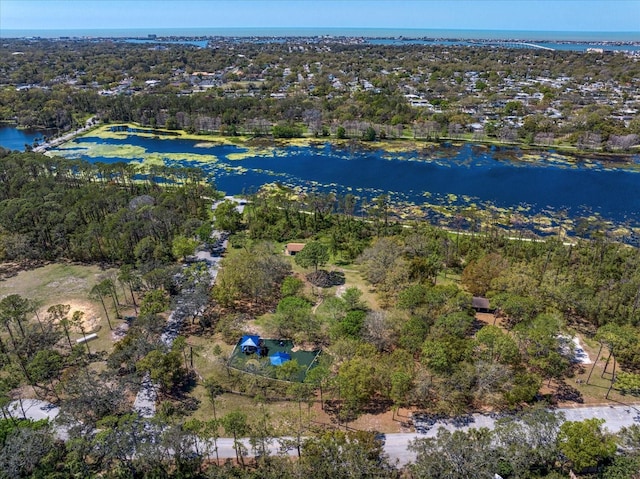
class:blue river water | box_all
[49,130,640,238]
[368,38,640,52]
[4,27,638,42]
[3,28,637,52]
[0,125,53,151]
[123,38,209,48]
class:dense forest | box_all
[0,148,215,263]
[0,151,639,477]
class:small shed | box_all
[270,351,292,366]
[285,243,305,256]
[472,297,494,313]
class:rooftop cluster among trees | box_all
[1,38,638,151]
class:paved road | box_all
[32,116,97,153]
[386,404,640,466]
[8,401,640,466]
[6,399,70,440]
[132,373,158,418]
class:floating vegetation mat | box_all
[49,128,640,245]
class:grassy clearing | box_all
[187,335,235,381]
[186,334,325,431]
[0,263,125,354]
[567,337,639,406]
[187,333,392,433]
[0,263,110,303]
[437,269,461,286]
[279,243,377,310]
[339,267,379,310]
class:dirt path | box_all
[312,296,324,314]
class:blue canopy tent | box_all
[240,335,261,354]
[269,351,291,366]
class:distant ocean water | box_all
[2,27,639,42]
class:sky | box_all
[1,0,639,33]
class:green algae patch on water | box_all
[186,135,250,145]
[275,137,315,148]
[53,135,221,167]
[55,142,149,160]
[192,141,239,149]
[134,154,165,167]
[194,142,217,148]
[162,152,219,163]
[531,215,554,227]
[221,164,248,175]
[92,124,176,141]
[374,140,421,154]
[259,182,305,201]
[609,226,632,240]
[396,204,429,221]
[226,147,275,161]
[520,152,576,168]
[89,125,134,141]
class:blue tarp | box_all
[240,335,260,349]
[270,351,291,366]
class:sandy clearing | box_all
[40,299,101,333]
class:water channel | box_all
[44,127,640,241]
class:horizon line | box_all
[3,26,639,32]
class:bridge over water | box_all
[476,41,555,51]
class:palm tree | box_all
[0,303,19,352]
[103,278,121,319]
[204,378,225,464]
[29,299,46,334]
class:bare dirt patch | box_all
[0,263,120,346]
[41,299,101,333]
[475,312,509,330]
[241,321,266,337]
[345,406,413,433]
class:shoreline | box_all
[41,122,640,245]
[66,122,640,166]
[3,28,639,43]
